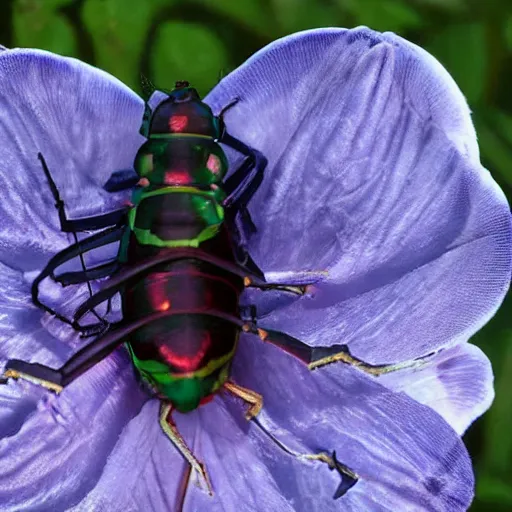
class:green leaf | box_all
[271,0,344,33]
[340,0,423,32]
[505,15,512,51]
[82,0,170,90]
[476,476,512,508]
[411,0,465,10]
[151,22,228,97]
[479,328,512,475]
[197,0,276,39]
[425,23,487,104]
[474,110,512,185]
[13,0,77,56]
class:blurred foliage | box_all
[0,0,510,510]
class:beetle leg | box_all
[38,152,126,331]
[54,260,120,286]
[4,309,248,391]
[307,348,427,375]
[217,97,240,120]
[2,365,63,393]
[223,381,263,420]
[1,323,134,391]
[159,402,213,496]
[2,317,138,390]
[242,270,328,306]
[243,275,327,297]
[103,168,140,192]
[39,153,128,232]
[248,327,430,376]
[31,225,123,335]
[301,452,359,499]
[220,133,267,211]
[220,132,267,266]
[251,417,358,499]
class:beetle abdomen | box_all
[123,230,244,412]
[127,315,238,412]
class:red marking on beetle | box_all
[202,288,214,309]
[206,154,221,174]
[169,115,188,132]
[146,279,169,312]
[199,394,215,406]
[158,332,210,372]
[159,300,171,311]
[164,169,191,185]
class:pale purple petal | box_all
[226,334,474,511]
[0,33,495,512]
[71,400,189,512]
[74,399,295,512]
[0,49,149,510]
[379,343,494,435]
[0,351,146,511]
[71,347,473,512]
[0,49,143,272]
[207,28,511,364]
[64,336,476,511]
[0,48,145,352]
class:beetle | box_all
[0,79,388,498]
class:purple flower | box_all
[0,27,510,512]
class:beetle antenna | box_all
[218,97,240,122]
[140,74,156,100]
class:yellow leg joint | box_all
[308,347,431,376]
[224,381,263,420]
[301,452,358,481]
[159,402,213,496]
[2,369,63,393]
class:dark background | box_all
[0,1,510,510]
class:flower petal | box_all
[27,340,475,511]
[207,27,511,363]
[176,402,297,512]
[0,261,81,436]
[65,338,474,511]
[70,400,189,512]
[226,334,474,511]
[74,399,295,512]
[0,49,145,452]
[0,49,143,272]
[0,350,146,511]
[379,342,494,435]
[0,263,69,364]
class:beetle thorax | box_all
[149,92,221,139]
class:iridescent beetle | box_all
[1,79,376,498]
